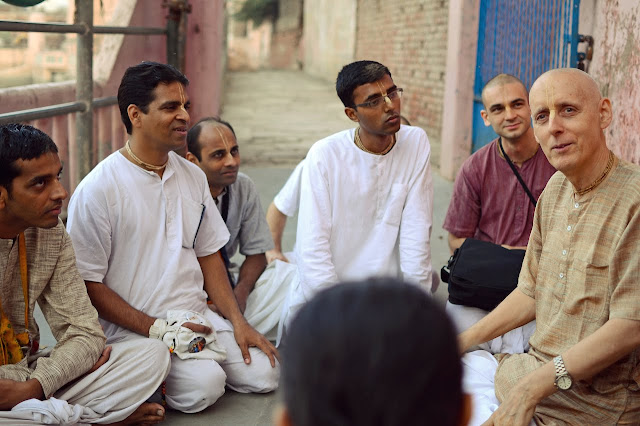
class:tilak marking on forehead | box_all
[177,83,188,114]
[214,125,231,150]
[376,81,393,106]
[545,84,556,119]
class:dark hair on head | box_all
[336,60,392,107]
[283,278,463,426]
[0,123,58,190]
[481,73,528,108]
[186,116,236,161]
[117,61,189,134]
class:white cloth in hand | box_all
[162,310,227,361]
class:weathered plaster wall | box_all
[584,0,640,164]
[96,0,225,121]
[303,0,356,82]
[269,0,303,69]
[184,0,226,120]
[440,0,480,180]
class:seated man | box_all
[443,74,556,353]
[66,62,279,414]
[460,68,640,425]
[0,123,169,424]
[287,60,433,324]
[185,117,273,314]
[278,277,470,426]
[265,115,412,264]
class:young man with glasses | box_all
[283,60,434,329]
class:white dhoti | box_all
[446,301,536,354]
[462,350,536,426]
[244,256,299,346]
[161,309,280,413]
[0,338,170,425]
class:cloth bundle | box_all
[161,310,227,361]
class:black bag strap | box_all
[498,138,537,207]
[219,186,236,287]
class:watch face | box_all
[557,375,572,390]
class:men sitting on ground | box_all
[0,123,169,424]
[460,68,640,425]
[443,74,556,353]
[278,277,470,426]
[66,62,279,414]
[185,117,273,314]
[285,60,433,326]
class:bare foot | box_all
[107,402,165,425]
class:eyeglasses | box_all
[353,88,404,109]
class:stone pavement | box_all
[35,70,454,425]
[220,70,354,166]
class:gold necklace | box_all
[354,127,396,155]
[125,140,168,171]
[575,151,615,196]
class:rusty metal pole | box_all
[75,0,93,182]
[164,0,191,71]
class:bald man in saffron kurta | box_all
[459,68,640,425]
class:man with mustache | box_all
[66,62,279,414]
[460,68,640,425]
[0,123,169,424]
[185,117,273,316]
[283,60,434,328]
[444,74,555,353]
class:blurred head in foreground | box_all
[277,278,469,426]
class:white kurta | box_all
[67,151,230,340]
[294,125,434,304]
[274,159,305,217]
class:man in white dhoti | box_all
[67,62,279,414]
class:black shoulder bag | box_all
[441,139,536,311]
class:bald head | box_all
[481,74,527,108]
[531,68,602,106]
[529,67,612,186]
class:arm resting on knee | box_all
[458,288,535,353]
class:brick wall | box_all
[355,0,449,166]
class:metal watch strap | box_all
[554,355,568,376]
[553,355,572,389]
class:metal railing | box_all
[0,0,190,187]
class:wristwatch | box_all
[553,355,573,390]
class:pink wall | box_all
[98,0,225,124]
[586,0,640,164]
[0,0,225,193]
[184,0,226,121]
[439,0,480,180]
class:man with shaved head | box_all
[444,74,555,353]
[460,68,640,425]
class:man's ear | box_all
[127,104,143,130]
[273,404,294,426]
[344,107,359,123]
[599,98,613,130]
[480,110,491,127]
[185,152,199,165]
